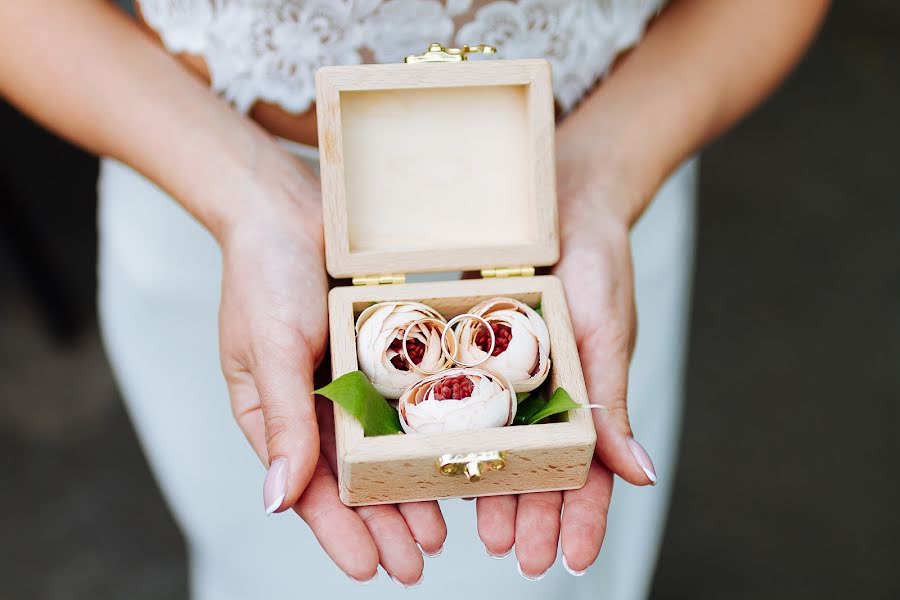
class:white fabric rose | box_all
[356,301,448,399]
[398,368,516,434]
[455,298,551,393]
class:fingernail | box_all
[562,554,587,577]
[391,573,424,588]
[516,561,546,581]
[485,546,511,560]
[627,438,657,485]
[263,457,289,515]
[418,543,443,557]
[350,571,378,585]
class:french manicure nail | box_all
[485,546,511,560]
[391,573,424,588]
[516,561,546,581]
[418,543,443,557]
[627,438,657,485]
[562,554,587,577]
[263,457,289,515]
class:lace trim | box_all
[139,0,664,115]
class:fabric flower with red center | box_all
[454,297,551,393]
[398,368,516,434]
[355,301,449,399]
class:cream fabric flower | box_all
[455,298,551,393]
[398,368,516,434]
[355,301,448,399]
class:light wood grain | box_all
[315,59,558,279]
[328,276,595,506]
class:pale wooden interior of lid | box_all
[341,85,536,253]
[317,60,558,278]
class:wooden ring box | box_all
[316,47,595,506]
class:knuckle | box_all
[252,332,301,366]
[232,403,261,431]
[565,497,609,520]
[264,412,290,449]
[358,507,402,530]
[607,402,629,421]
[594,402,632,437]
[520,496,563,513]
[249,319,317,367]
[303,502,341,530]
[607,404,632,433]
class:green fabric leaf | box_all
[314,371,403,436]
[514,394,546,425]
[520,387,582,425]
[516,392,531,403]
[533,301,542,317]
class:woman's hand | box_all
[217,153,445,585]
[469,0,828,576]
[556,188,658,493]
[473,172,655,578]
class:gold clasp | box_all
[437,451,506,482]
[405,43,496,64]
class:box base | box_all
[327,275,595,506]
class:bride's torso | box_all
[136,0,663,146]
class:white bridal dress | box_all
[98,2,696,599]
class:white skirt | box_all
[97,141,697,600]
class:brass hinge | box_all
[480,266,535,279]
[352,273,406,286]
[405,43,496,64]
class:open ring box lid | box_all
[316,45,595,506]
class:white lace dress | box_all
[97,2,696,599]
[137,0,664,114]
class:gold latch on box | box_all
[352,273,406,286]
[405,43,496,64]
[437,451,506,482]
[481,266,535,279]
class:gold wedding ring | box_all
[402,317,452,375]
[442,313,495,368]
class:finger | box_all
[581,321,657,487]
[476,495,517,558]
[316,396,431,581]
[356,504,425,587]
[314,396,340,468]
[294,456,380,582]
[560,459,614,575]
[514,491,562,580]
[225,368,268,463]
[398,502,447,557]
[250,336,321,513]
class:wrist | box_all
[555,83,678,230]
[556,128,652,230]
[555,132,646,250]
[195,133,323,251]
[222,172,323,252]
[139,99,322,249]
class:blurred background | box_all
[1,2,898,598]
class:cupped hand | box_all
[475,177,657,578]
[216,154,445,584]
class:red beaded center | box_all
[388,336,425,371]
[433,375,475,400]
[474,322,512,356]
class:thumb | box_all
[247,339,321,515]
[580,324,657,487]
